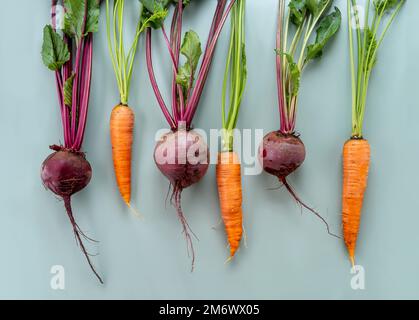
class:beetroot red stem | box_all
[73,35,93,151]
[146,29,176,129]
[51,0,71,148]
[175,1,183,120]
[276,5,287,134]
[161,26,186,124]
[54,71,69,146]
[202,0,226,59]
[70,3,88,145]
[185,0,235,123]
[63,36,72,146]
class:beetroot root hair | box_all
[63,196,104,284]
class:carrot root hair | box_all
[280,177,339,239]
[172,184,198,272]
[63,196,103,284]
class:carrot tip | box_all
[127,203,144,220]
[224,256,233,265]
[350,256,356,268]
[242,225,248,249]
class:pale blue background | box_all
[0,0,417,300]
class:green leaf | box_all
[287,58,301,97]
[305,7,341,61]
[63,0,85,39]
[64,0,100,40]
[176,64,192,89]
[139,5,168,30]
[63,74,75,106]
[289,0,307,26]
[320,0,333,14]
[306,0,319,16]
[364,27,377,71]
[85,0,101,34]
[373,0,400,13]
[180,31,202,69]
[139,0,171,13]
[41,25,70,71]
[176,30,202,92]
[278,52,301,97]
[139,0,191,29]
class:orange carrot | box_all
[342,139,370,266]
[216,152,243,258]
[110,104,134,205]
[106,1,154,208]
[216,0,246,259]
[345,0,404,266]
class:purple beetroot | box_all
[258,133,335,236]
[259,132,305,178]
[41,146,102,283]
[154,129,209,267]
[41,148,92,197]
[144,0,236,269]
[40,1,103,283]
[257,1,341,237]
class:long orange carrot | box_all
[216,0,246,259]
[342,139,370,266]
[110,104,134,205]
[106,1,165,207]
[344,0,404,265]
[216,152,243,258]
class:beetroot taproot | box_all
[154,129,209,268]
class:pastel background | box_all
[0,0,417,299]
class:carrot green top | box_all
[221,0,247,152]
[106,0,167,105]
[348,0,405,138]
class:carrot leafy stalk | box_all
[41,0,103,283]
[348,0,405,138]
[217,0,247,259]
[343,0,405,267]
[105,0,167,209]
[106,0,167,106]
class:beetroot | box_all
[41,146,103,283]
[41,148,92,197]
[260,132,305,178]
[259,1,341,238]
[41,1,102,283]
[154,129,209,269]
[259,132,336,237]
[145,0,235,270]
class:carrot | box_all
[110,104,135,205]
[106,1,167,208]
[216,0,246,259]
[216,152,243,258]
[342,139,370,266]
[344,0,405,265]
